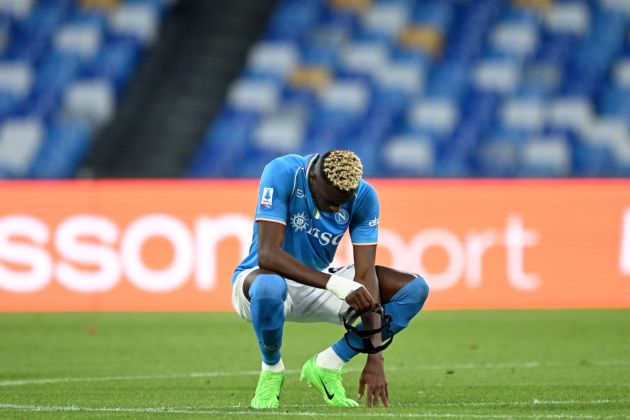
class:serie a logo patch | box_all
[260,187,273,209]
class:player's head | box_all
[309,149,363,212]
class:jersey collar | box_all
[305,153,319,178]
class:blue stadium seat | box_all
[87,37,141,93]
[18,87,60,119]
[265,0,321,42]
[411,1,454,32]
[0,90,20,119]
[600,86,630,120]
[476,139,519,178]
[381,134,435,177]
[518,136,572,177]
[193,0,630,178]
[405,97,458,143]
[0,0,171,179]
[0,117,44,177]
[27,120,90,178]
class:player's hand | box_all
[358,354,389,408]
[326,274,376,310]
[345,287,377,311]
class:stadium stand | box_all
[0,0,170,178]
[1,0,629,179]
[82,0,276,178]
[188,0,630,178]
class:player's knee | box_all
[249,274,287,302]
[395,276,429,314]
[410,276,430,307]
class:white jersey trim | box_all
[255,217,287,226]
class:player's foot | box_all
[250,370,285,409]
[300,355,359,407]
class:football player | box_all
[231,149,429,409]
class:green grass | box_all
[0,310,629,419]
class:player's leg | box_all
[290,266,361,407]
[241,269,289,409]
[302,267,427,408]
[244,270,288,369]
[327,266,429,363]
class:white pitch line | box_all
[272,400,630,409]
[0,403,628,419]
[0,370,265,387]
[221,400,630,412]
[407,400,629,409]
[1,360,629,388]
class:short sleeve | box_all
[349,181,379,245]
[254,158,293,225]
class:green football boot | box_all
[300,355,359,407]
[250,370,285,409]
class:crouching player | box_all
[231,149,429,409]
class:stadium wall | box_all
[1,180,629,312]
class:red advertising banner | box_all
[0,179,629,311]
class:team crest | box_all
[334,209,349,225]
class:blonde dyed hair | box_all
[321,149,363,192]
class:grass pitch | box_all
[0,309,629,419]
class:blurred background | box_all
[1,0,630,180]
[0,4,629,415]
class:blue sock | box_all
[249,274,287,365]
[332,276,430,362]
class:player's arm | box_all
[257,221,376,310]
[353,242,389,408]
[257,220,329,288]
[353,243,383,346]
[346,180,381,314]
[349,182,388,407]
[352,244,381,320]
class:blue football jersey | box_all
[233,153,379,283]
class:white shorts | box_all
[231,265,355,325]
